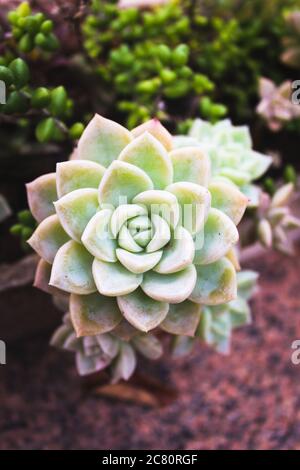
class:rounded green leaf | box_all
[70,293,122,337]
[93,259,142,296]
[161,300,201,336]
[128,215,152,231]
[27,214,69,264]
[81,209,117,262]
[118,224,143,252]
[189,257,237,305]
[77,114,132,167]
[116,248,162,274]
[26,173,57,222]
[54,188,99,242]
[133,229,152,248]
[209,180,248,225]
[154,226,195,274]
[132,119,173,151]
[193,208,239,265]
[142,264,197,303]
[50,241,96,294]
[166,182,211,235]
[110,204,147,238]
[117,289,169,332]
[146,213,171,253]
[118,132,173,189]
[56,160,105,198]
[133,190,179,229]
[170,147,210,186]
[98,160,153,207]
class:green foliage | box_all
[8,2,59,54]
[81,0,299,126]
[0,3,83,145]
[82,0,223,128]
[10,209,36,251]
[0,55,74,143]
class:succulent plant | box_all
[50,313,163,382]
[172,269,258,356]
[27,115,249,379]
[174,118,272,207]
[256,183,300,254]
[256,77,300,131]
[175,118,300,255]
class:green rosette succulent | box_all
[174,118,272,207]
[27,115,248,370]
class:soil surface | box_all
[1,242,300,450]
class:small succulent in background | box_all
[281,10,300,69]
[26,115,249,381]
[256,77,300,131]
[175,117,300,255]
[257,183,300,254]
[172,269,258,356]
[174,118,272,207]
[51,312,162,382]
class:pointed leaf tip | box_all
[77,114,132,167]
[132,119,173,151]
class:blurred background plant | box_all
[0,2,84,152]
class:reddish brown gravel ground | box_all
[0,242,300,450]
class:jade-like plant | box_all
[26,115,249,381]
